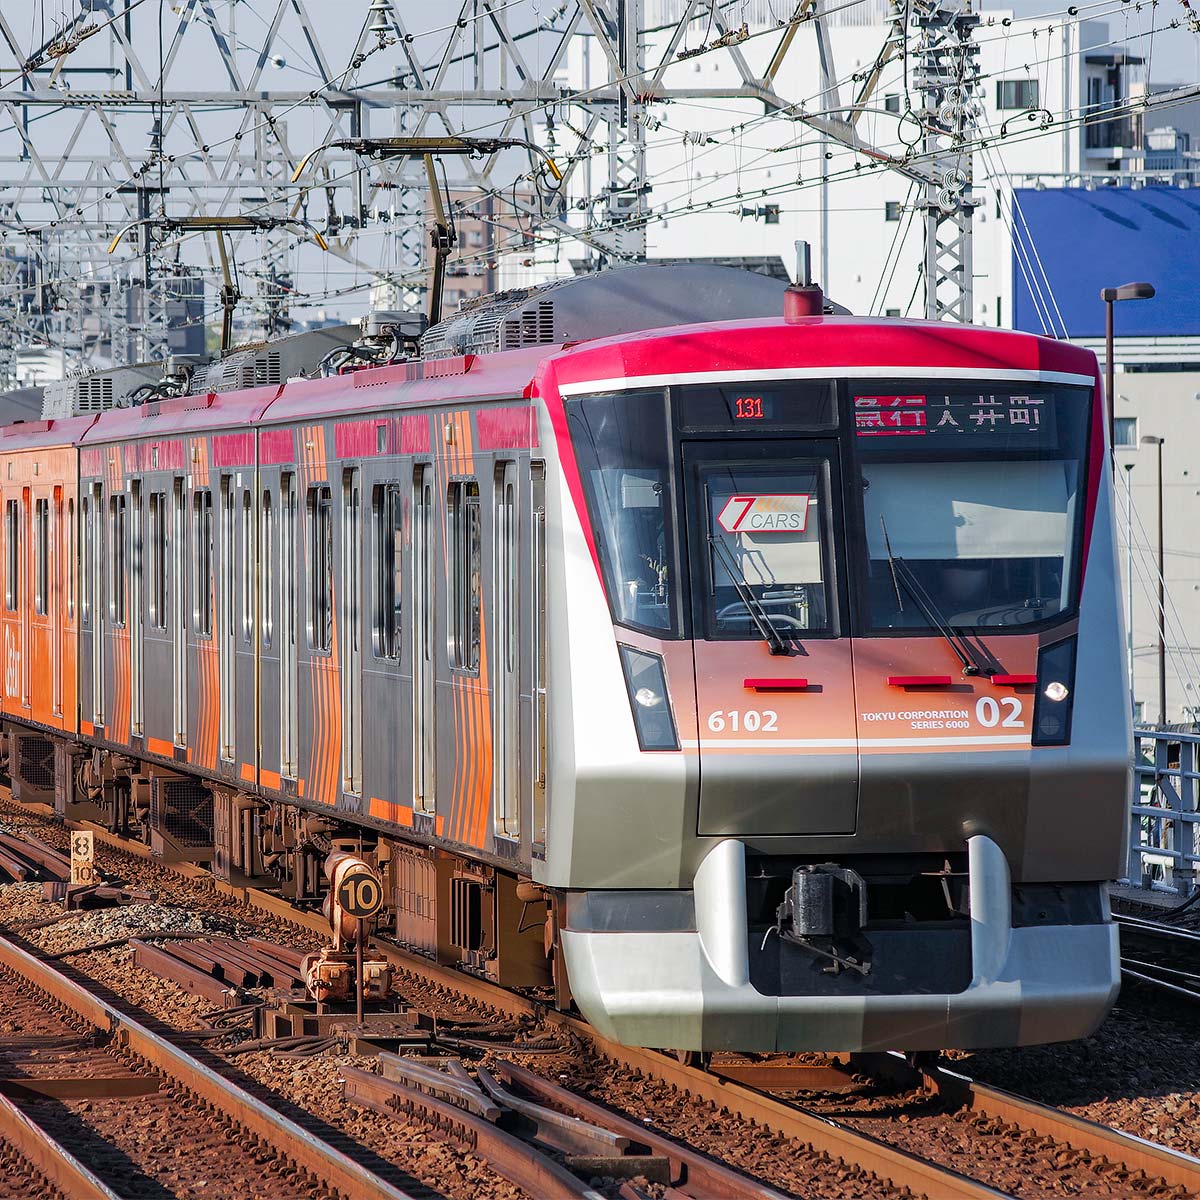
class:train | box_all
[0,262,1130,1053]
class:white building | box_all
[1113,369,1200,726]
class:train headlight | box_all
[1032,638,1077,746]
[618,646,679,751]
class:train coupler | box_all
[768,863,872,976]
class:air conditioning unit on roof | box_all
[41,362,165,420]
[188,324,358,394]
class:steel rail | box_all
[854,1053,1200,1196]
[1115,913,1200,944]
[926,1066,1200,1194]
[492,1059,811,1200]
[1122,963,1200,1000]
[0,933,415,1200]
[1114,912,1200,1000]
[342,1064,605,1200]
[0,1087,121,1200]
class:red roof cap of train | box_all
[541,316,1099,394]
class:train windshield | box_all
[566,390,680,635]
[566,381,1092,639]
[692,455,833,639]
[852,384,1092,631]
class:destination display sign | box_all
[854,392,1058,447]
[717,493,812,533]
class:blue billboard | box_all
[1012,186,1200,337]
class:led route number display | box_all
[734,395,767,419]
[854,392,1058,445]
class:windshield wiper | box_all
[879,516,989,677]
[708,533,789,656]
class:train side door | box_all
[683,439,859,836]
[130,480,143,736]
[492,461,519,839]
[412,464,436,814]
[90,482,103,728]
[341,467,362,798]
[530,461,547,852]
[20,488,30,711]
[219,476,235,763]
[280,472,298,778]
[52,488,63,720]
[171,478,187,746]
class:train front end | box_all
[538,317,1128,1053]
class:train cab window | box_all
[307,485,333,652]
[566,392,679,635]
[34,500,49,616]
[372,482,402,659]
[448,480,481,672]
[108,495,127,626]
[4,499,18,612]
[695,459,832,638]
[149,492,167,630]
[853,385,1092,631]
[193,490,213,636]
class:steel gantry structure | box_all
[0,0,979,382]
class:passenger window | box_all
[34,499,48,616]
[80,496,90,625]
[67,498,75,621]
[4,499,18,612]
[261,490,273,647]
[372,482,402,658]
[307,485,333,652]
[149,492,167,630]
[108,494,127,626]
[242,490,253,643]
[193,490,213,636]
[448,480,481,672]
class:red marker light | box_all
[744,678,809,691]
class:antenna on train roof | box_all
[290,136,563,332]
[783,240,824,322]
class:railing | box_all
[1128,728,1200,895]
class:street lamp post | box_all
[1100,281,1155,452]
[1142,435,1166,726]
[1124,462,1135,708]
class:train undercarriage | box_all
[0,721,564,1003]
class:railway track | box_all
[0,1087,113,1200]
[824,1051,1200,1196]
[7,806,1200,1199]
[0,929,414,1200]
[1115,911,1200,1001]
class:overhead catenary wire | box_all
[0,0,1196,344]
